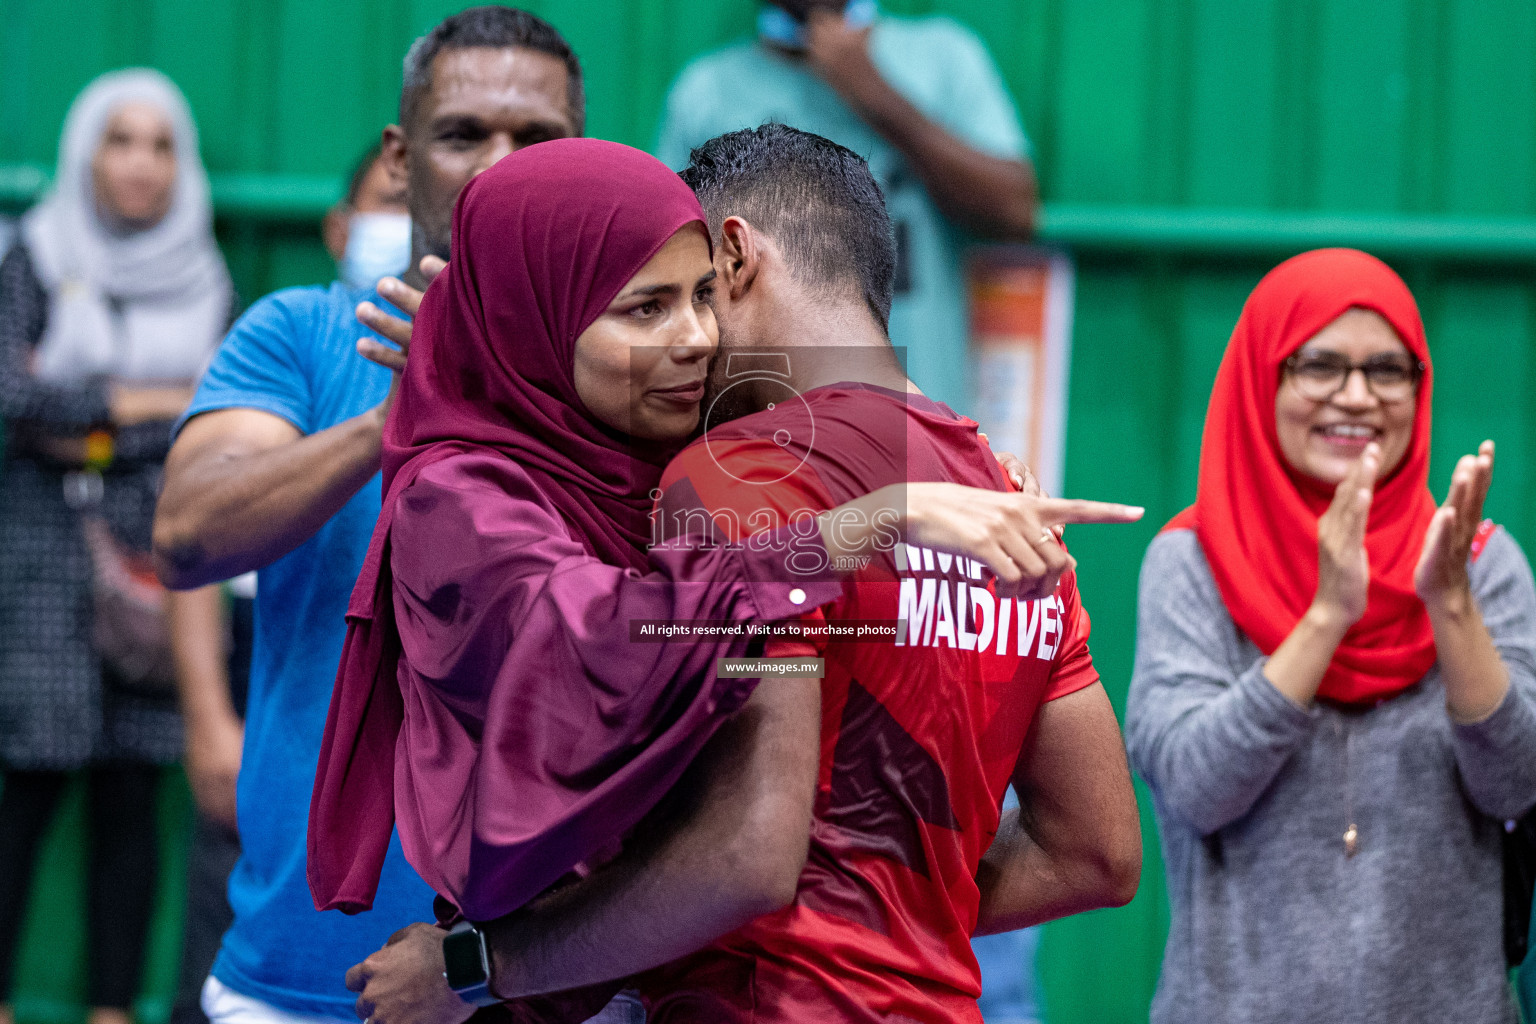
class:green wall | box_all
[5,1,1536,1022]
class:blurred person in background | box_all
[0,68,233,1024]
[149,8,599,1024]
[167,580,253,1024]
[322,142,410,291]
[1126,249,1536,1024]
[166,140,405,1024]
[655,0,1036,421]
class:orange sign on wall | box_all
[968,247,1075,496]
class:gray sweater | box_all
[1126,527,1536,1024]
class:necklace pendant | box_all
[1343,824,1359,858]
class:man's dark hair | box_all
[343,141,384,207]
[400,6,584,133]
[681,123,897,331]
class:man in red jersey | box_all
[629,124,1141,1023]
[346,125,1140,1024]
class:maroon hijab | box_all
[381,138,707,570]
[308,139,709,913]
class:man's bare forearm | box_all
[169,583,245,828]
[974,808,1126,934]
[836,73,1036,238]
[973,683,1141,935]
[168,585,235,727]
[484,677,820,999]
[487,830,758,998]
[154,407,385,588]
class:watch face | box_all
[442,928,487,989]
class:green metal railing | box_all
[0,163,342,222]
[9,162,1536,260]
[1040,204,1536,261]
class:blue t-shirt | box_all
[655,14,1030,416]
[180,282,435,1018]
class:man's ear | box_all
[380,124,410,194]
[718,215,761,301]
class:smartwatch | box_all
[441,921,500,1007]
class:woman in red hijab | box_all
[1126,249,1536,1023]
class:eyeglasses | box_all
[1282,352,1424,403]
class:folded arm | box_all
[802,12,1036,237]
[0,245,111,431]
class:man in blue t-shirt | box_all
[655,1,1036,417]
[152,8,586,1022]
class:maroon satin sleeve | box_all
[388,455,837,921]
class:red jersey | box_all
[639,384,1098,1023]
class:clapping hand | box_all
[1312,443,1378,629]
[1415,440,1494,614]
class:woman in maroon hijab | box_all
[306,138,825,925]
[307,139,1053,930]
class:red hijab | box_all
[308,139,709,913]
[1165,249,1438,704]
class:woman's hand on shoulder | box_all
[1415,440,1494,616]
[1268,447,1377,707]
[1313,443,1377,629]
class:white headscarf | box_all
[22,68,231,385]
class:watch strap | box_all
[442,921,501,1007]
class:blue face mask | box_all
[758,0,877,50]
[340,211,412,292]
